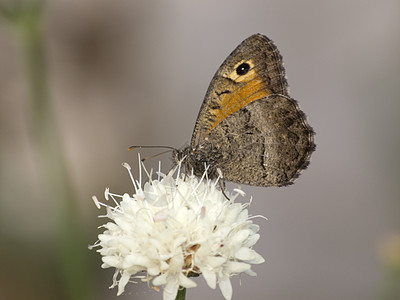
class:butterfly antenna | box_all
[128,145,176,151]
[140,149,174,162]
[128,145,176,162]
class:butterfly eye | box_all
[236,62,250,76]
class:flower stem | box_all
[1,2,93,300]
[175,287,186,300]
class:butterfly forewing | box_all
[191,34,289,147]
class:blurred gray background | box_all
[0,0,399,299]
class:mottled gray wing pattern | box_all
[203,94,315,186]
[174,34,315,186]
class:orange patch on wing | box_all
[208,78,270,132]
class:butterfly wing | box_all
[203,94,315,186]
[188,34,314,186]
[191,34,289,147]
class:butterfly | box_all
[173,34,315,187]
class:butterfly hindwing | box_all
[203,94,315,186]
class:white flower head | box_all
[90,158,265,300]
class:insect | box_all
[173,34,315,187]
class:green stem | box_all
[2,2,93,300]
[175,287,186,300]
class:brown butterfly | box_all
[171,34,315,187]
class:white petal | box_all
[249,223,260,233]
[245,233,260,247]
[168,253,184,272]
[153,273,167,286]
[122,193,131,202]
[237,209,249,221]
[206,256,226,268]
[179,273,197,288]
[223,205,242,224]
[102,256,121,268]
[98,233,116,243]
[110,269,119,288]
[235,247,255,261]
[123,254,150,268]
[114,217,133,233]
[245,269,257,276]
[160,260,169,271]
[202,269,217,289]
[148,266,161,276]
[117,271,130,296]
[173,236,187,249]
[226,261,250,273]
[233,229,250,244]
[163,276,179,300]
[219,277,233,300]
[248,251,265,264]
